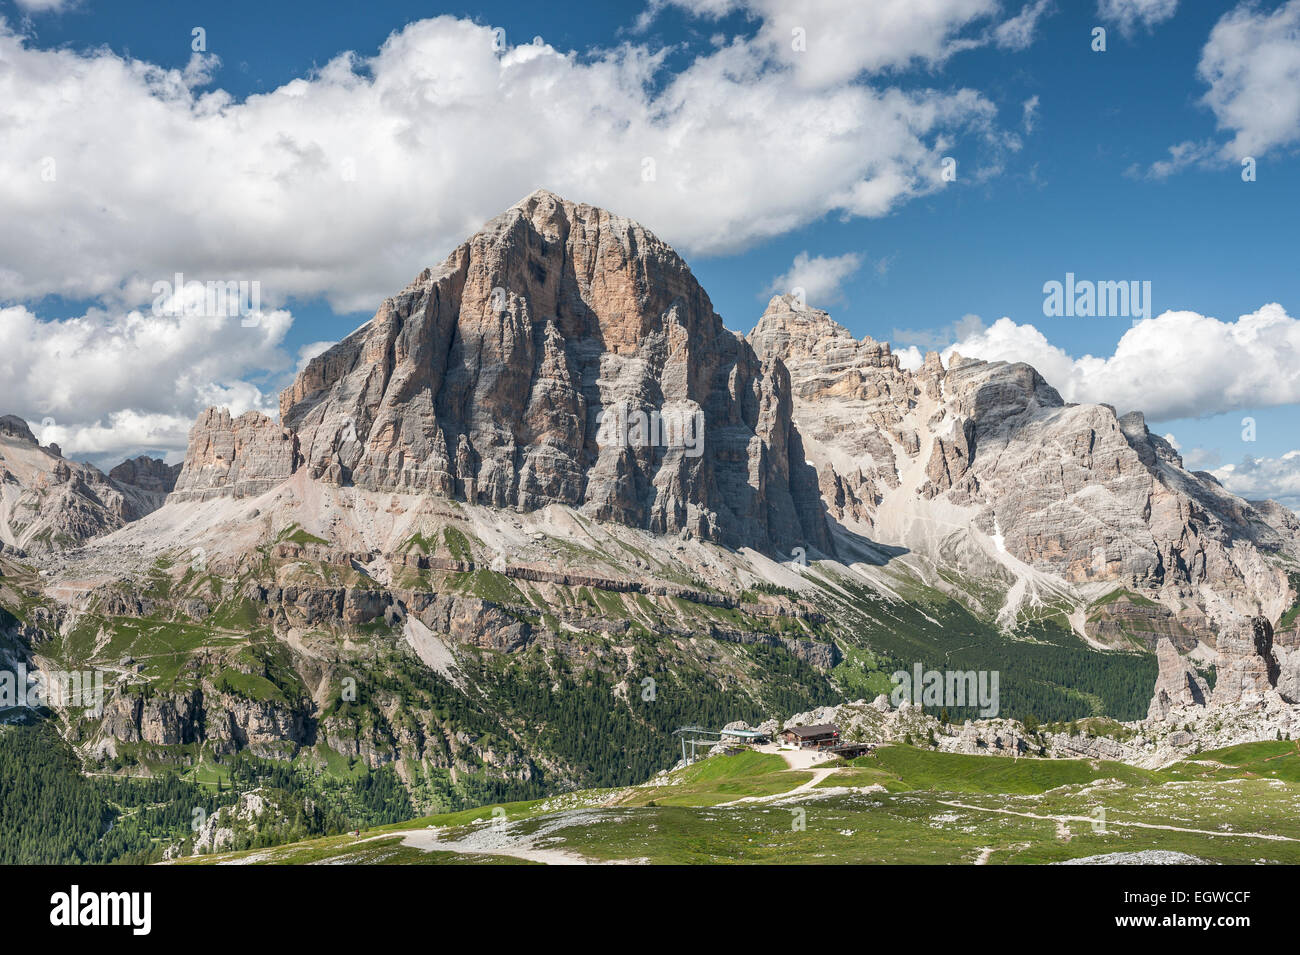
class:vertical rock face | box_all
[1148,637,1210,721]
[1272,622,1300,704]
[109,456,182,495]
[1244,498,1300,554]
[1211,616,1281,706]
[170,409,299,502]
[747,295,913,528]
[0,416,38,444]
[277,190,830,553]
[1149,616,1298,720]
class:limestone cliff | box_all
[748,294,1299,641]
[274,189,830,554]
[1148,637,1210,721]
[109,456,182,495]
[170,409,299,502]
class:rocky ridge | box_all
[170,408,298,502]
[109,456,182,495]
[742,686,1300,771]
[748,294,1300,651]
[0,415,175,554]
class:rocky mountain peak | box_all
[224,191,832,553]
[0,415,38,445]
[750,294,897,371]
[152,190,1297,650]
[751,294,857,348]
[748,295,907,411]
[748,299,1298,642]
[108,456,183,495]
[0,415,172,553]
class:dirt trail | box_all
[717,766,838,806]
[708,744,847,806]
[939,800,1300,843]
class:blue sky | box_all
[2,0,1299,504]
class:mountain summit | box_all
[159,192,1300,643]
[181,190,830,554]
[749,293,1300,645]
[0,417,176,554]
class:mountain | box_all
[749,294,1300,649]
[109,456,183,496]
[3,191,1300,856]
[169,408,297,502]
[1,193,854,812]
[0,415,176,554]
[262,189,828,554]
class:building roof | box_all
[784,723,839,738]
[719,728,767,738]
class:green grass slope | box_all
[182,740,1300,866]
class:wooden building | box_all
[780,723,840,748]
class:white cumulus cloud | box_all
[941,303,1300,422]
[641,0,1020,83]
[0,302,293,464]
[1097,0,1178,36]
[1198,0,1300,160]
[895,345,926,372]
[0,14,1011,313]
[1213,451,1300,510]
[1138,0,1300,177]
[766,251,863,308]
